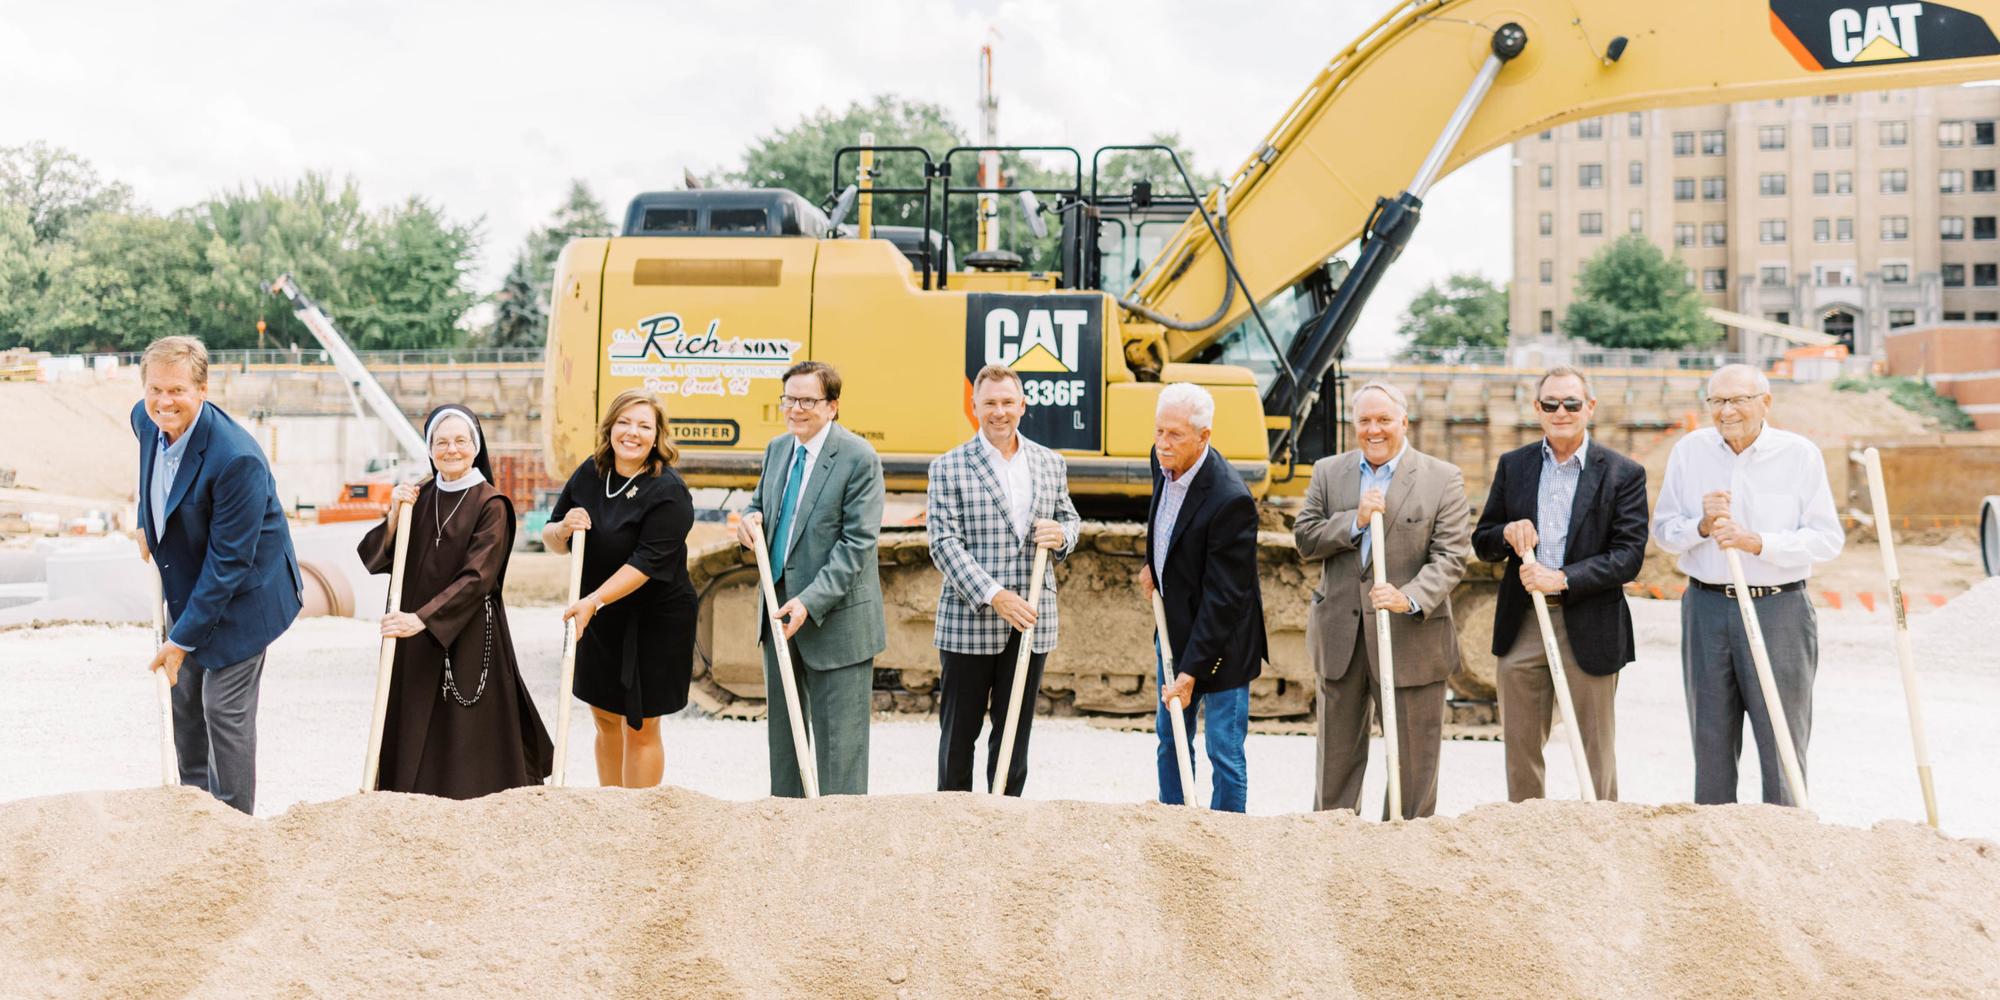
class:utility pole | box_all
[978,31,1001,252]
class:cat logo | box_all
[1770,1,2000,70]
[964,293,1104,451]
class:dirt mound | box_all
[3,787,1996,998]
[0,374,142,505]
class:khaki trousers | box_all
[1497,604,1619,802]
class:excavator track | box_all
[688,521,1504,720]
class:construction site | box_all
[6,0,2000,996]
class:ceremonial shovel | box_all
[150,572,175,788]
[361,499,416,793]
[1862,447,1939,828]
[1370,513,1403,821]
[1718,515,1809,809]
[989,546,1050,796]
[1150,590,1201,809]
[1519,551,1596,801]
[750,528,821,798]
[550,528,586,787]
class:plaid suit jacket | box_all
[926,435,1081,654]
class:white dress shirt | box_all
[1152,445,1211,584]
[977,431,1035,538]
[1651,424,1844,586]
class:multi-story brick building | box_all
[1512,86,2000,359]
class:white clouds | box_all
[1,0,1509,357]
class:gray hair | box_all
[1536,364,1595,401]
[1350,380,1409,417]
[1156,382,1215,431]
[1707,363,1771,397]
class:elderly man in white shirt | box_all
[1652,363,1844,806]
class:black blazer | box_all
[1145,447,1268,693]
[1471,439,1648,676]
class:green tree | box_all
[1562,233,1717,349]
[487,250,545,348]
[187,173,371,349]
[343,197,481,350]
[1397,272,1508,350]
[0,204,39,345]
[0,142,132,243]
[481,181,613,348]
[30,211,205,352]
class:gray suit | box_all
[1294,446,1471,818]
[745,422,886,796]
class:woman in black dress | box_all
[544,388,696,788]
[360,404,553,797]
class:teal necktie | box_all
[769,443,808,581]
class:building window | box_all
[1702,222,1727,247]
[1578,118,1603,139]
[1760,173,1787,196]
[1701,130,1726,155]
[1539,259,1554,284]
[1881,120,1908,146]
[1977,169,1997,193]
[1813,172,1830,195]
[1814,218,1831,243]
[1976,216,1997,240]
[1977,121,1996,145]
[1944,311,1966,321]
[1629,209,1644,233]
[1702,268,1727,291]
[1759,265,1788,286]
[1944,263,1966,287]
[1943,170,1966,194]
[1702,176,1726,200]
[1979,311,2000,321]
[1815,263,1855,287]
[1674,177,1696,201]
[1771,311,1792,325]
[1540,130,1553,141]
[1580,212,1604,236]
[1760,219,1787,243]
[1674,223,1696,248]
[1673,131,1695,156]
[1629,160,1644,186]
[1880,169,1908,194]
[1883,263,1910,284]
[1838,217,1854,242]
[1578,163,1603,188]
[1889,309,1917,328]
[1941,121,1966,147]
[1978,264,1999,286]
[1539,164,1553,188]
[1539,212,1553,237]
[1835,123,1853,148]
[1943,216,1966,239]
[1812,124,1829,148]
[1836,171,1853,194]
[1759,125,1787,150]
[1540,309,1554,334]
[1628,112,1644,137]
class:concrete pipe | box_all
[299,558,356,618]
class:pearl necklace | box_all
[605,468,642,499]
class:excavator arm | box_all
[1124,0,2000,374]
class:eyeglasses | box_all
[1536,397,1586,414]
[1705,395,1760,410]
[778,395,827,411]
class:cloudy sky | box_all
[0,0,1510,358]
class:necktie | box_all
[769,443,808,581]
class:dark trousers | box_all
[937,631,1047,796]
[170,650,266,815]
[1682,586,1817,806]
[1314,628,1445,820]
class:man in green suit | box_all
[736,360,886,796]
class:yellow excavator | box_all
[544,0,2000,716]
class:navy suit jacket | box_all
[133,400,303,670]
[1145,447,1268,693]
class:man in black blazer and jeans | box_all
[1473,366,1647,801]
[1140,382,1267,812]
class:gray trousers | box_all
[170,650,266,815]
[761,640,872,798]
[1315,629,1446,820]
[1497,605,1620,802]
[1681,586,1816,806]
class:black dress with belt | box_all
[551,459,697,729]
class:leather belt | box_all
[1690,579,1806,599]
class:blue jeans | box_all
[1154,641,1249,812]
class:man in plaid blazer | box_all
[927,364,1082,795]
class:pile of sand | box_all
[1917,576,2000,672]
[2,788,1995,998]
[0,374,142,504]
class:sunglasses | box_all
[1536,397,1586,413]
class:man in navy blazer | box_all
[1472,365,1647,802]
[133,336,302,814]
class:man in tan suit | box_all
[1295,381,1471,819]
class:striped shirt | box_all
[1152,445,1211,584]
[1535,435,1589,567]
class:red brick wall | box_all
[1883,325,2000,429]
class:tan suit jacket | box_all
[1293,446,1471,688]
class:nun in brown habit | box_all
[359,404,553,797]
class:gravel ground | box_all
[1,597,1994,840]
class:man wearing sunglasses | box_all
[1652,363,1842,807]
[1472,366,1648,802]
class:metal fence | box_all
[1386,346,1781,372]
[99,347,548,370]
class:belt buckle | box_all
[1721,583,1738,599]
